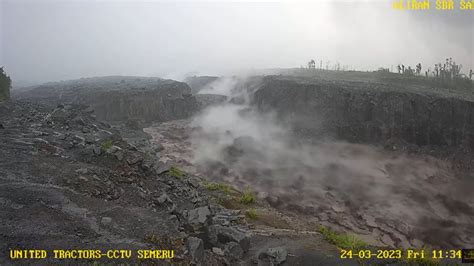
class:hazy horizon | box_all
[1,0,473,86]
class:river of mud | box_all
[144,94,473,250]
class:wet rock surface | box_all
[5,74,473,264]
[0,101,231,264]
[254,76,474,161]
[14,76,199,123]
[186,237,204,263]
[0,100,344,265]
[185,76,219,94]
[146,115,474,250]
[258,246,288,265]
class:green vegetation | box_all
[169,166,184,178]
[209,185,257,210]
[245,208,258,220]
[0,67,11,102]
[239,189,255,205]
[143,152,152,161]
[144,233,183,250]
[144,233,160,245]
[296,58,473,94]
[318,226,367,250]
[217,197,238,209]
[407,256,439,266]
[318,225,438,265]
[203,181,232,194]
[100,140,113,152]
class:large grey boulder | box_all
[185,206,212,232]
[209,225,250,252]
[258,247,288,265]
[50,108,69,123]
[186,237,204,263]
[224,241,244,259]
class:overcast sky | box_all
[1,0,472,85]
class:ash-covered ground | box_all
[145,77,474,251]
[0,78,358,265]
[2,75,473,265]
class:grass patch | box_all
[245,208,258,220]
[144,233,160,245]
[239,189,255,205]
[143,152,152,161]
[203,181,232,194]
[318,226,367,250]
[100,139,113,152]
[218,197,240,209]
[169,166,184,179]
[213,187,257,211]
[144,233,184,250]
[408,256,439,266]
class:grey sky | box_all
[1,0,472,85]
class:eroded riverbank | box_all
[145,112,473,250]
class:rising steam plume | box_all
[188,77,474,248]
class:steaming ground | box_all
[145,82,474,249]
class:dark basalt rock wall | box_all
[253,77,474,151]
[90,89,198,122]
[0,87,9,102]
[185,76,219,94]
[14,76,199,122]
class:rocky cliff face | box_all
[14,76,199,122]
[0,69,11,102]
[89,88,198,122]
[0,101,260,265]
[0,88,8,102]
[253,76,474,152]
[185,76,219,94]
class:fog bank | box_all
[1,0,472,84]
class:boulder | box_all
[92,145,102,155]
[258,247,288,265]
[154,143,165,152]
[125,119,142,130]
[101,217,112,226]
[157,193,171,205]
[186,237,204,263]
[154,161,172,175]
[212,247,224,256]
[126,154,143,165]
[71,116,86,126]
[72,135,85,145]
[223,241,244,259]
[75,168,89,175]
[50,108,68,123]
[185,206,212,232]
[209,225,250,252]
[107,145,122,154]
[114,151,124,161]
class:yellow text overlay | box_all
[9,249,175,260]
